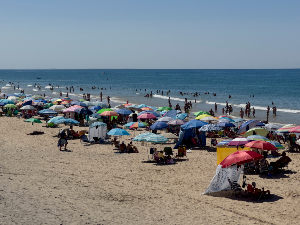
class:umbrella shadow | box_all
[206,190,283,203]
[258,170,296,179]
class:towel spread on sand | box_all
[202,165,243,195]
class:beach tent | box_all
[88,122,107,141]
[174,127,206,149]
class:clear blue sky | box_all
[1,0,299,69]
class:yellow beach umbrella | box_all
[195,114,211,120]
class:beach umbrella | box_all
[54,118,80,125]
[181,120,208,130]
[245,141,277,151]
[138,110,160,117]
[25,118,42,125]
[97,108,113,114]
[162,110,177,118]
[174,113,188,120]
[220,150,263,168]
[53,99,63,105]
[63,97,72,101]
[39,109,58,115]
[150,121,168,130]
[107,128,130,136]
[218,117,235,122]
[4,104,17,108]
[74,107,93,115]
[0,102,7,106]
[218,122,236,128]
[44,103,54,109]
[156,106,172,112]
[0,99,15,104]
[159,110,168,116]
[194,111,210,117]
[48,116,65,123]
[161,133,179,139]
[89,122,107,128]
[100,111,118,117]
[200,116,218,122]
[136,104,148,109]
[133,132,154,141]
[264,123,282,131]
[234,118,246,123]
[83,101,95,106]
[195,114,211,120]
[49,105,65,112]
[237,120,260,135]
[227,137,251,146]
[20,105,35,110]
[288,126,300,133]
[199,124,222,132]
[246,135,269,141]
[242,127,269,137]
[115,108,132,115]
[255,122,266,127]
[32,95,44,100]
[216,139,233,146]
[78,99,86,102]
[7,96,22,103]
[89,105,102,111]
[129,122,146,129]
[90,113,102,119]
[94,102,108,108]
[71,101,88,107]
[145,134,169,143]
[124,122,135,127]
[267,141,284,149]
[157,116,173,122]
[167,119,185,126]
[141,107,153,111]
[33,102,45,106]
[277,124,297,133]
[137,113,156,119]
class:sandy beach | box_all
[1,115,300,224]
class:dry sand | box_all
[1,116,300,224]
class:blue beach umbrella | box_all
[74,107,93,115]
[48,116,65,123]
[0,99,15,104]
[89,106,102,111]
[39,109,58,115]
[199,124,222,132]
[174,113,188,120]
[218,122,236,128]
[237,120,260,134]
[181,120,208,130]
[124,122,135,127]
[71,101,88,107]
[90,113,102,118]
[54,118,80,124]
[94,102,108,108]
[150,121,168,130]
[133,132,154,141]
[107,128,130,136]
[115,108,133,115]
[145,134,169,143]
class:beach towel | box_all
[202,165,243,195]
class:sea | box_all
[0,69,299,126]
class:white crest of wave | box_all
[27,85,32,86]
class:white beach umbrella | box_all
[49,105,66,112]
[157,116,173,122]
[20,105,35,110]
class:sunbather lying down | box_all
[27,131,44,135]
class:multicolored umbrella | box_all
[216,139,233,146]
[167,119,185,126]
[195,114,211,120]
[267,141,284,149]
[194,111,210,117]
[277,124,297,133]
[129,122,146,129]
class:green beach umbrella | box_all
[44,103,54,109]
[243,127,269,137]
[193,111,210,117]
[156,106,172,112]
[4,104,17,108]
[78,99,86,102]
[25,118,42,125]
[97,108,116,121]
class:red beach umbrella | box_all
[220,150,263,168]
[244,141,277,151]
[100,111,119,116]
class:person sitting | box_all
[276,152,291,168]
[126,142,134,153]
[119,141,126,153]
[113,137,119,148]
[132,145,139,153]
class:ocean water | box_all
[0,69,299,125]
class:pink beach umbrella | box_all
[227,137,252,146]
[137,113,156,119]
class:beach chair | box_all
[227,178,242,196]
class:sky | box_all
[1,0,300,69]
